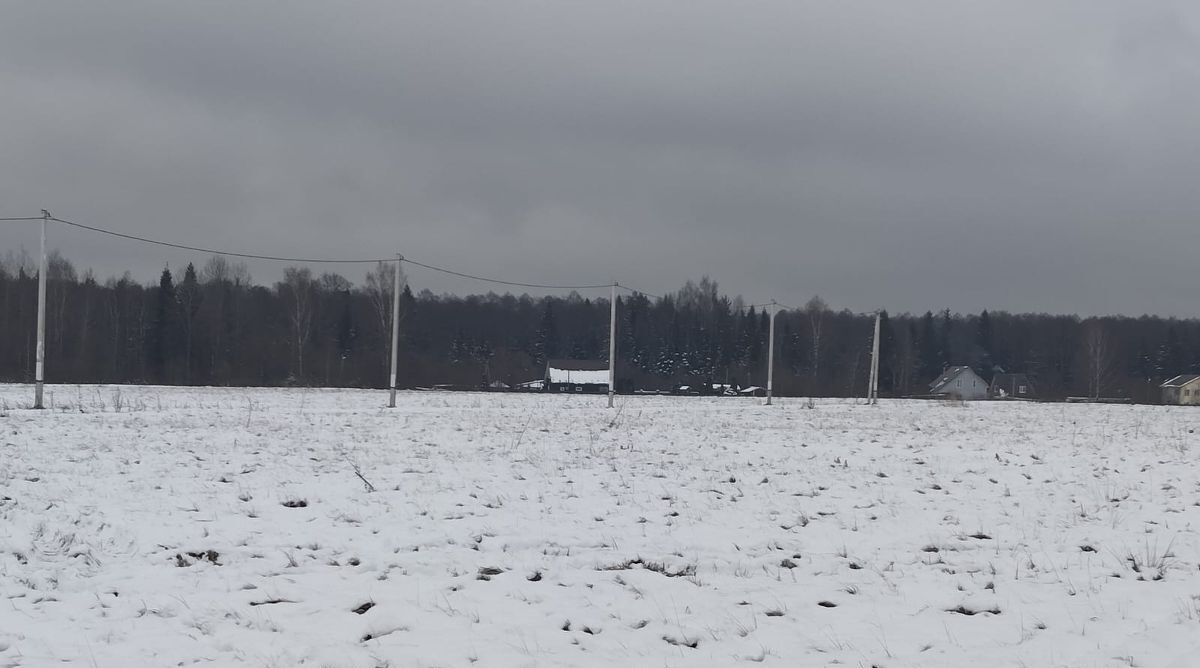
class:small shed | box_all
[929,366,988,401]
[990,373,1036,400]
[1160,375,1200,405]
[546,359,610,394]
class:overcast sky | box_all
[2,1,1199,316]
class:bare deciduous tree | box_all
[364,261,407,338]
[47,251,77,359]
[279,267,315,380]
[805,295,829,385]
[200,255,251,287]
[1083,319,1113,399]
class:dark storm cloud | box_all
[2,1,1200,315]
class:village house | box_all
[928,366,988,400]
[1160,375,1200,405]
[990,373,1036,400]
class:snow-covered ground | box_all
[1,386,1199,667]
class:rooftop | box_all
[1161,374,1200,388]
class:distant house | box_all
[1160,375,1200,406]
[990,373,1036,400]
[546,359,610,394]
[929,366,988,400]
[672,383,743,396]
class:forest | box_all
[2,251,1199,402]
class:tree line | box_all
[1,252,1198,401]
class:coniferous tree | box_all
[4,254,1200,401]
[1158,326,1185,377]
[918,311,941,384]
[148,266,176,384]
[938,308,953,366]
[534,301,558,363]
[177,263,202,384]
[975,309,994,380]
[878,310,897,394]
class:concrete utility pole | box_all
[766,301,778,406]
[868,311,881,404]
[34,210,49,409]
[388,254,402,408]
[608,282,617,408]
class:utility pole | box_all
[608,282,617,408]
[868,310,881,405]
[766,301,778,406]
[388,254,402,408]
[34,210,49,409]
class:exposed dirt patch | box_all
[477,566,505,580]
[174,550,220,567]
[947,605,1001,616]
[601,557,697,578]
[249,598,295,606]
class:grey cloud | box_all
[3,0,1200,315]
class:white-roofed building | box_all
[545,359,611,394]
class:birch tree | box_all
[1083,319,1112,399]
[805,296,829,389]
[280,267,315,380]
[365,260,407,340]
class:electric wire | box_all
[400,256,611,291]
[616,284,664,301]
[47,215,617,290]
[50,216,394,264]
[8,212,790,305]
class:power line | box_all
[400,257,611,291]
[617,284,664,301]
[48,214,616,290]
[18,212,793,304]
[50,216,394,264]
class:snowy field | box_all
[1,386,1199,667]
